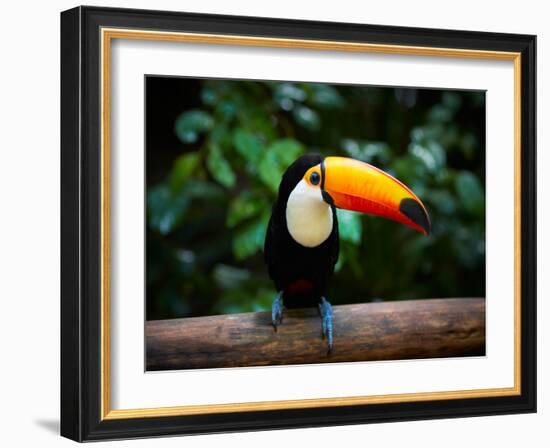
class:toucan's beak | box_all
[321,156,431,235]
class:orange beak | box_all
[316,156,430,235]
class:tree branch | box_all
[146,298,485,370]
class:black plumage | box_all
[264,154,339,309]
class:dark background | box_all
[146,76,485,321]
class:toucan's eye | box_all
[309,171,321,186]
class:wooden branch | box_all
[146,298,485,371]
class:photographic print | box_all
[145,76,486,371]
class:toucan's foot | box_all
[271,292,284,331]
[319,297,333,352]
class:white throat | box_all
[286,179,333,248]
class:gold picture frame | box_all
[61,6,536,441]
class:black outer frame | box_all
[60,6,536,442]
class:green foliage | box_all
[147,79,486,320]
[174,110,213,143]
[147,184,189,235]
[233,213,270,260]
[171,152,200,190]
[455,171,484,215]
[233,129,264,164]
[207,143,236,188]
[258,139,305,192]
[337,209,362,244]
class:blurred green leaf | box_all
[200,87,217,105]
[409,140,446,173]
[310,84,344,108]
[207,144,236,188]
[147,184,189,235]
[342,139,391,164]
[334,250,345,272]
[213,264,250,289]
[280,83,306,101]
[425,190,457,216]
[274,82,306,107]
[210,123,233,147]
[363,142,392,164]
[258,153,281,192]
[219,99,238,120]
[293,105,321,131]
[251,288,277,312]
[174,110,214,143]
[270,139,304,164]
[184,179,225,200]
[341,139,361,158]
[175,249,196,274]
[170,152,200,190]
[337,209,362,244]
[233,129,264,164]
[233,214,269,260]
[227,193,264,227]
[392,154,428,184]
[455,171,484,215]
[258,139,305,192]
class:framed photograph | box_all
[60,6,536,441]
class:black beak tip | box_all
[399,198,431,235]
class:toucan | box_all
[264,154,430,351]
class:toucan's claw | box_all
[271,292,284,331]
[319,297,333,353]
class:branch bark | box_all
[146,298,485,371]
